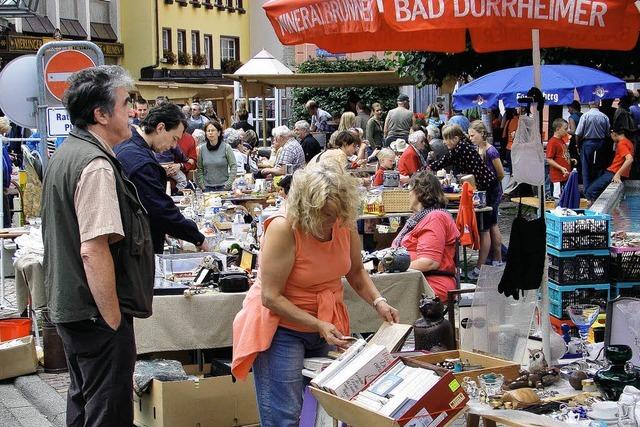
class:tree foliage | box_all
[391,38,640,87]
[291,57,399,125]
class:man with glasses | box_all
[115,103,208,254]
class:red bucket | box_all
[0,318,32,341]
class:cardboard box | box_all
[133,364,259,427]
[408,350,521,384]
[310,357,468,427]
[0,335,38,380]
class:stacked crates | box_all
[610,246,640,298]
[546,209,611,319]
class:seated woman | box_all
[384,171,460,301]
[232,164,398,427]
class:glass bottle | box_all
[618,389,638,427]
[595,345,640,401]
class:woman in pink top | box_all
[232,164,399,427]
[383,171,460,300]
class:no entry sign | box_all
[44,49,95,101]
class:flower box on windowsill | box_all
[237,7,245,14]
[176,0,188,7]
[214,1,225,10]
[164,0,174,4]
[189,0,201,8]
[203,0,213,9]
[226,6,235,12]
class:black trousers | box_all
[56,314,136,427]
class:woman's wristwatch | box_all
[372,296,387,308]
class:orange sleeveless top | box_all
[231,212,352,380]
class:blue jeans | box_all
[580,139,605,192]
[585,170,614,201]
[253,327,331,427]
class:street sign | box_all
[46,107,72,137]
[43,49,95,101]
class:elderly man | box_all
[384,94,415,147]
[115,103,207,254]
[575,100,610,191]
[260,125,305,177]
[186,102,210,134]
[398,130,427,177]
[306,100,332,132]
[42,66,155,426]
[294,120,321,163]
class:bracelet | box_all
[372,296,387,308]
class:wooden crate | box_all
[382,189,410,213]
[408,350,521,384]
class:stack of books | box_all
[352,360,441,419]
[311,339,393,400]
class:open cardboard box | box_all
[408,350,521,384]
[133,363,258,427]
[310,357,468,427]
[0,335,38,381]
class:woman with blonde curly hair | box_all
[232,164,399,427]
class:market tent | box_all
[134,81,234,102]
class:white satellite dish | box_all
[0,55,38,128]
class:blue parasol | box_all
[453,65,627,110]
[558,169,580,209]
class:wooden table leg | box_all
[467,413,480,427]
[484,418,498,427]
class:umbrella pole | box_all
[262,87,268,148]
[531,29,553,365]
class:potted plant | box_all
[162,50,176,65]
[178,51,192,66]
[192,53,206,67]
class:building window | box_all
[236,0,243,9]
[191,30,200,56]
[220,36,239,61]
[204,34,212,68]
[226,0,233,8]
[162,28,172,52]
[177,29,186,54]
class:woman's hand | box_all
[317,320,352,348]
[375,301,399,323]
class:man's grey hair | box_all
[408,130,426,145]
[223,128,243,148]
[181,105,191,118]
[425,124,441,140]
[272,125,293,140]
[294,120,310,132]
[191,102,201,110]
[63,65,134,129]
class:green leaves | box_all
[291,57,400,125]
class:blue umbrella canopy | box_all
[453,65,627,110]
[559,170,580,209]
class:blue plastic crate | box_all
[546,209,610,251]
[612,282,640,298]
[547,247,610,285]
[548,282,610,319]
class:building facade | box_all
[121,0,249,84]
[0,0,123,66]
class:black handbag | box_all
[217,272,249,293]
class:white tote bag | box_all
[510,106,545,186]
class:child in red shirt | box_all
[372,148,397,186]
[546,118,576,196]
[585,126,635,201]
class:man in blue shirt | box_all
[575,101,610,191]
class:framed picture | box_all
[605,297,640,367]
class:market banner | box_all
[263,0,638,53]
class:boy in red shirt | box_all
[546,118,576,197]
[372,148,397,186]
[585,126,635,201]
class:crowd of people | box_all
[5,60,638,427]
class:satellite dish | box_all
[0,55,38,128]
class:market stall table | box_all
[133,270,433,354]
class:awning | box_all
[60,18,87,39]
[90,22,117,42]
[21,15,55,35]
[134,81,234,102]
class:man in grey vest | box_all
[42,66,155,427]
